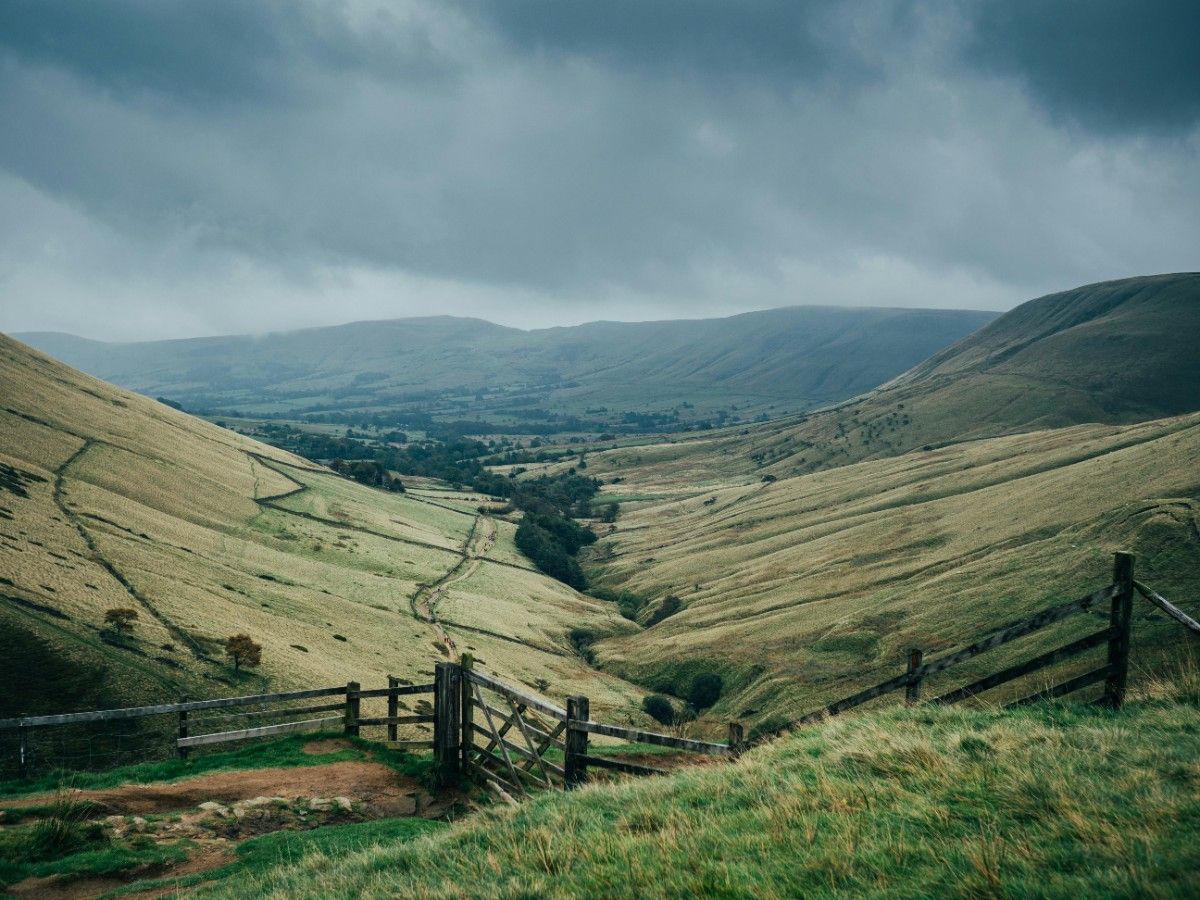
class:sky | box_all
[0,0,1197,341]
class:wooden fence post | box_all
[18,726,28,780]
[727,722,744,757]
[459,654,474,771]
[344,682,360,737]
[906,648,924,705]
[1104,552,1135,708]
[434,661,462,782]
[177,706,189,759]
[387,676,399,743]
[564,695,590,789]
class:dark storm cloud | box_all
[0,0,1195,340]
[0,0,451,107]
[968,0,1200,135]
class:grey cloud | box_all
[0,0,1196,341]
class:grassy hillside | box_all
[582,412,1200,735]
[204,673,1200,898]
[574,273,1200,482]
[17,305,996,432]
[0,334,645,723]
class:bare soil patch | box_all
[6,760,430,818]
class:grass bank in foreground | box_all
[205,670,1200,898]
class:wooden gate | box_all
[460,660,570,796]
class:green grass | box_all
[109,817,447,897]
[199,670,1200,898]
[0,733,429,800]
[0,789,189,887]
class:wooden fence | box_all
[0,679,434,779]
[4,551,1194,787]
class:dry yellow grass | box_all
[586,413,1200,733]
[0,334,647,715]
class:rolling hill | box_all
[0,334,646,721]
[577,273,1200,482]
[16,305,997,432]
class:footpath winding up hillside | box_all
[0,334,643,719]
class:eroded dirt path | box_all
[411,514,496,661]
[5,742,459,899]
[5,759,427,818]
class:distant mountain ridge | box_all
[16,305,998,429]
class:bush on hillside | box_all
[644,594,682,627]
[641,694,675,726]
[689,673,724,711]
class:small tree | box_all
[225,634,262,672]
[104,607,138,638]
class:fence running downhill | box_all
[3,552,1195,789]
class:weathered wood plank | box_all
[1134,580,1200,635]
[932,628,1113,705]
[0,686,348,730]
[176,716,342,748]
[1006,667,1109,708]
[473,683,526,795]
[355,715,435,726]
[194,702,346,722]
[467,754,523,796]
[504,690,553,786]
[465,670,569,721]
[575,720,733,755]
[579,754,670,777]
[357,683,434,698]
[1104,553,1135,708]
[471,744,554,789]
[914,584,1117,681]
[470,725,566,778]
[433,662,462,781]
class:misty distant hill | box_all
[16,306,997,433]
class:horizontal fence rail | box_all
[4,679,435,779]
[1134,580,1200,635]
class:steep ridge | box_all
[0,334,643,718]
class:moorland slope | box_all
[0,334,645,719]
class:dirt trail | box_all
[412,514,496,662]
[52,440,208,660]
[5,760,425,818]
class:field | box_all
[0,335,646,730]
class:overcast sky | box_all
[1,0,1197,340]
